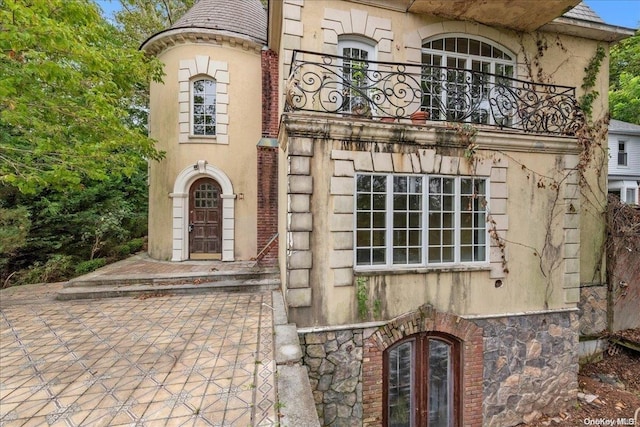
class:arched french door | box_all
[384,333,460,426]
[188,178,222,260]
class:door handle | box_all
[189,224,194,232]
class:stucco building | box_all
[142,0,277,263]
[143,1,633,425]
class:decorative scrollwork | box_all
[285,50,583,136]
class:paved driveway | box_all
[0,284,277,426]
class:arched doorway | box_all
[171,161,235,262]
[189,178,222,259]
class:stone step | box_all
[63,268,279,288]
[57,277,281,301]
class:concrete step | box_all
[57,277,281,300]
[63,267,279,288]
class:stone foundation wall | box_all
[299,306,484,427]
[300,309,578,427]
[475,310,579,426]
[299,329,366,427]
[578,285,608,336]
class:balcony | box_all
[285,50,584,136]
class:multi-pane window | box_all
[339,39,375,114]
[355,175,388,265]
[618,141,628,166]
[356,174,487,268]
[421,36,515,125]
[386,334,458,427]
[387,340,414,426]
[192,78,216,136]
[459,178,487,262]
[194,181,218,208]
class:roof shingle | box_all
[563,1,605,24]
[170,0,267,45]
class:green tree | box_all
[0,0,163,194]
[0,206,29,256]
[115,0,196,47]
[0,203,30,283]
[2,169,149,285]
[110,0,195,131]
[609,31,640,124]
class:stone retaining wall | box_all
[476,310,579,426]
[578,285,608,336]
[300,329,365,427]
[299,309,578,427]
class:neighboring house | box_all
[143,1,633,426]
[608,119,640,204]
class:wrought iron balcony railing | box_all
[285,50,584,136]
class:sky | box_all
[585,0,640,29]
[96,0,640,30]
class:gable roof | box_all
[610,119,640,136]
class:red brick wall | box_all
[257,49,279,265]
[256,146,278,265]
[261,48,279,138]
[362,306,484,427]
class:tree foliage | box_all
[609,31,640,124]
[0,0,164,193]
[109,0,195,140]
[1,169,149,285]
[115,0,196,47]
[0,0,174,286]
[0,205,30,256]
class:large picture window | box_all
[355,174,487,268]
[385,334,460,427]
[192,78,216,136]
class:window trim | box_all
[190,76,217,138]
[383,332,461,427]
[337,36,377,114]
[353,173,490,271]
[617,140,628,167]
[178,56,229,144]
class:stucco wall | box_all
[148,42,263,261]
[277,0,609,326]
[281,116,582,326]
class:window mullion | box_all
[387,174,393,268]
[455,177,461,264]
[423,175,429,266]
[484,178,490,263]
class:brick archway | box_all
[362,305,484,427]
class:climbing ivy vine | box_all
[579,45,607,120]
[486,34,611,304]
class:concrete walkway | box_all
[1,284,278,426]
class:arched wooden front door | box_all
[189,178,222,259]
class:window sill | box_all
[354,264,491,276]
[184,135,226,144]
